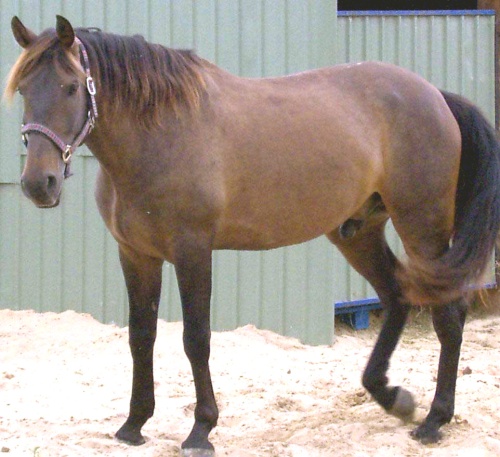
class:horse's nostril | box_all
[47,174,57,192]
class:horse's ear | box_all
[56,15,75,49]
[11,16,37,48]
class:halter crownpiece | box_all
[76,36,98,120]
[20,36,98,176]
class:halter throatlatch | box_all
[20,36,98,178]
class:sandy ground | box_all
[1,301,500,457]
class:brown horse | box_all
[5,15,500,456]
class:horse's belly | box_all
[213,151,378,250]
[213,203,348,250]
[213,226,322,251]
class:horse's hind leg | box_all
[328,216,415,420]
[411,299,467,443]
[331,207,469,443]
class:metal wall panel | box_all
[335,11,496,305]
[0,0,337,345]
[0,157,128,322]
[1,7,495,345]
[337,11,495,116]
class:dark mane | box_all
[77,29,207,126]
[5,28,207,128]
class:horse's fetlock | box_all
[361,371,387,394]
[195,403,219,427]
[429,400,454,425]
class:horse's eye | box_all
[66,83,79,96]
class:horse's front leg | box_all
[411,299,467,443]
[173,231,218,456]
[115,247,163,445]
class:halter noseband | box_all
[20,37,98,177]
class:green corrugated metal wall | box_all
[0,0,338,345]
[337,12,495,115]
[336,11,496,301]
[0,6,495,345]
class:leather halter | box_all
[21,37,98,177]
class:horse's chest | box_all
[105,201,175,260]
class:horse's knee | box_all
[129,327,157,361]
[183,327,211,362]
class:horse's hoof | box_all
[389,387,415,423]
[115,425,146,446]
[410,424,442,444]
[180,449,216,457]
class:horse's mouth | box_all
[22,189,61,208]
[20,177,62,209]
[35,198,61,209]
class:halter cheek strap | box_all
[20,36,98,177]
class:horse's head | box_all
[8,16,97,208]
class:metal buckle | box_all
[62,145,72,163]
[88,111,95,130]
[86,76,96,96]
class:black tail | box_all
[443,90,500,279]
[403,91,500,305]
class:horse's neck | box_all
[84,112,142,174]
[84,107,182,185]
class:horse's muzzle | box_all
[20,172,62,208]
